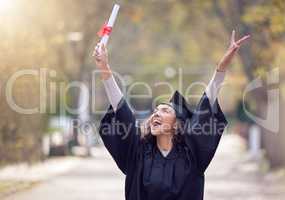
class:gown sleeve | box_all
[99,91,140,175]
[185,71,228,173]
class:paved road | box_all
[4,148,125,200]
[204,135,285,200]
[4,135,285,200]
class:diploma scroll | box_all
[98,4,120,46]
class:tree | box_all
[191,0,285,167]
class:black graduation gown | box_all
[99,92,228,200]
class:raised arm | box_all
[205,30,250,106]
[186,30,250,173]
[93,43,139,174]
[93,43,123,111]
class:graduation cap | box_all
[160,90,193,121]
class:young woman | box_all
[93,30,250,200]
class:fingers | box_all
[228,45,239,56]
[233,44,240,52]
[92,43,100,57]
[92,42,107,57]
[231,30,235,45]
[94,43,107,55]
[228,31,250,53]
[236,35,250,45]
[101,43,107,53]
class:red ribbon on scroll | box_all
[97,22,113,37]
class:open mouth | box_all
[152,119,162,127]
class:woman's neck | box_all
[156,134,173,151]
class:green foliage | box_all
[243,0,285,36]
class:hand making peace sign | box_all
[217,30,250,71]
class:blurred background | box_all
[0,0,284,199]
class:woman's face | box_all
[149,104,176,136]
